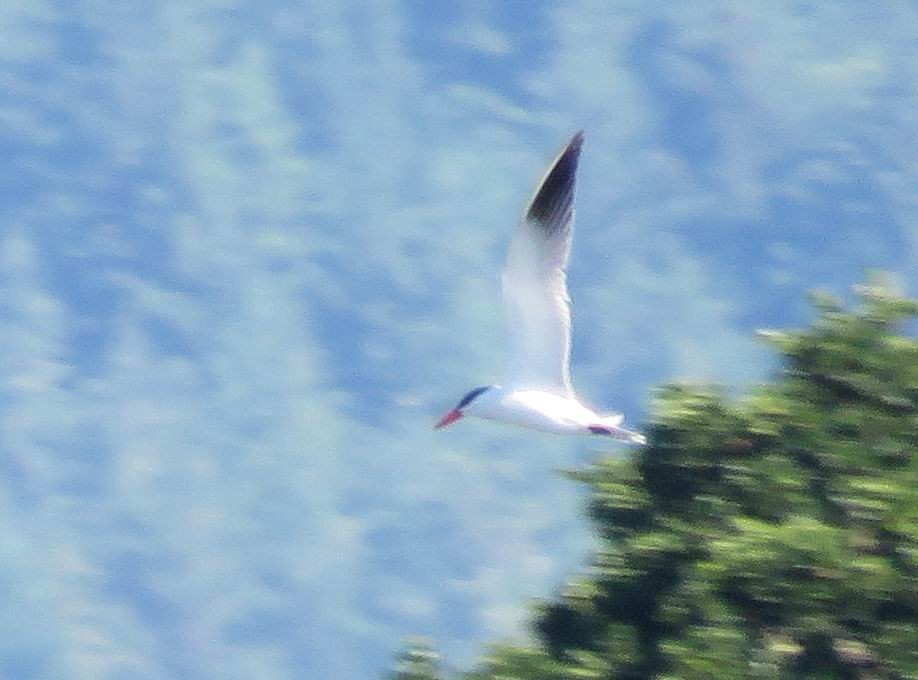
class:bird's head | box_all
[434,386,494,429]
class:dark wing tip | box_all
[525,131,584,231]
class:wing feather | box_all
[502,132,583,394]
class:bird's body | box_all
[436,131,645,445]
[461,386,631,437]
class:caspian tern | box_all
[435,131,645,444]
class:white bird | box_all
[435,131,645,444]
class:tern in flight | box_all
[435,131,645,444]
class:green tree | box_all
[394,278,918,679]
[389,638,446,680]
[467,279,918,679]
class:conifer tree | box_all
[468,279,918,679]
[390,278,918,679]
[389,638,446,680]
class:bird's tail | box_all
[589,415,647,445]
[621,428,647,445]
[600,412,624,427]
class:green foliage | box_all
[389,638,446,680]
[459,279,918,679]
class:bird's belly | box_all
[492,391,593,434]
[487,409,578,434]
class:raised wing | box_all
[501,131,583,395]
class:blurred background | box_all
[1,1,917,678]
